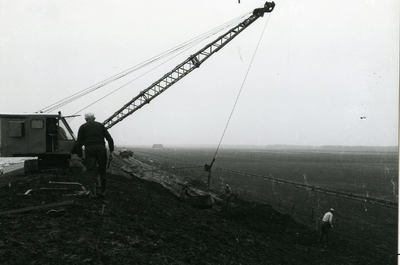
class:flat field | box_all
[133,145,398,200]
[130,145,398,256]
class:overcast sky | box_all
[0,0,398,147]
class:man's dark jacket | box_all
[76,121,114,157]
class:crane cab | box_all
[0,113,77,170]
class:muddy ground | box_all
[0,155,396,265]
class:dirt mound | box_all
[0,158,396,264]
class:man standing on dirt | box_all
[318,208,334,244]
[76,112,114,198]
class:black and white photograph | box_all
[0,1,398,264]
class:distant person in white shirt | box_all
[318,208,334,244]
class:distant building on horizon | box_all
[152,144,164,149]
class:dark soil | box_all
[0,157,396,264]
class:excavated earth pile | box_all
[0,156,396,265]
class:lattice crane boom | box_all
[103,1,275,129]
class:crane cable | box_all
[39,12,252,114]
[68,12,252,117]
[67,13,254,122]
[205,13,272,180]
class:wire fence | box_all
[220,167,398,208]
[160,160,397,206]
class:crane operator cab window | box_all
[45,117,74,152]
[58,118,74,140]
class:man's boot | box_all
[99,178,107,198]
